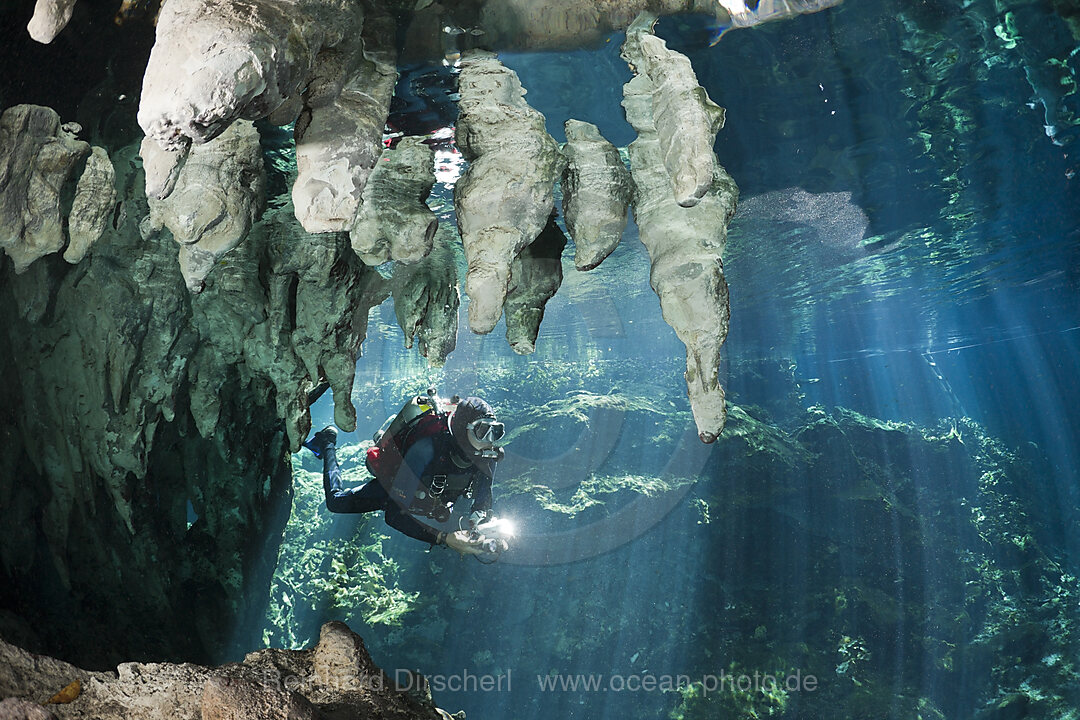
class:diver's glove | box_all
[303,425,338,458]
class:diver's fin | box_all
[302,437,324,458]
[303,425,338,458]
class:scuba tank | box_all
[365,386,455,482]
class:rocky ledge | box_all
[0,621,461,720]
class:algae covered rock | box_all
[0,129,388,665]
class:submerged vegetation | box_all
[264,443,419,650]
[267,356,1080,719]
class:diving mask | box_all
[465,417,505,452]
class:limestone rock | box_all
[560,120,631,271]
[0,698,57,720]
[412,0,837,54]
[138,0,365,152]
[466,0,718,50]
[277,621,442,718]
[293,13,397,233]
[504,215,567,355]
[391,225,461,366]
[201,676,317,720]
[622,17,739,442]
[0,105,90,273]
[453,50,563,334]
[65,146,116,264]
[140,137,187,201]
[350,137,437,264]
[145,120,266,292]
[622,13,725,208]
[0,623,450,720]
[26,0,77,44]
[311,621,373,693]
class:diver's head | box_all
[450,396,504,458]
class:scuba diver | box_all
[304,389,511,558]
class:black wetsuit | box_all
[321,433,494,544]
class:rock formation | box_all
[390,226,461,366]
[184,205,390,443]
[504,215,567,355]
[453,50,564,334]
[64,147,116,264]
[0,123,388,664]
[145,120,266,292]
[622,15,725,208]
[560,119,631,271]
[26,0,78,44]
[0,621,454,720]
[622,14,739,442]
[138,0,365,153]
[140,138,187,201]
[0,105,89,273]
[351,136,438,265]
[293,11,398,233]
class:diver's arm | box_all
[384,504,443,544]
[470,461,495,515]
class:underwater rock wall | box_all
[0,621,456,720]
[0,103,388,666]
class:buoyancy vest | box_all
[365,394,454,481]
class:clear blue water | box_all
[294,2,1080,718]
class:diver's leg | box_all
[322,443,343,495]
[323,446,388,514]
